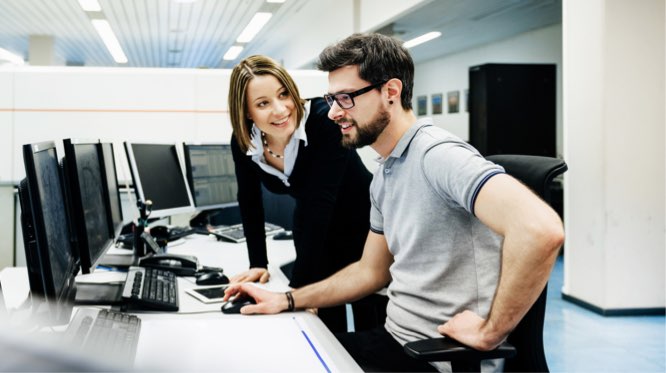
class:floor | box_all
[544,256,665,372]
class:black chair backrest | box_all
[485,154,567,372]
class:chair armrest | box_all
[403,337,517,362]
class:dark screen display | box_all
[72,144,112,271]
[130,144,191,212]
[32,147,75,300]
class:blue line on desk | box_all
[293,317,331,373]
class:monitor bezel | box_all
[124,142,195,219]
[182,142,239,212]
[98,141,125,239]
[62,138,115,274]
[21,141,78,323]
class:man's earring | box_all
[389,100,394,105]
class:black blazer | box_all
[230,97,372,287]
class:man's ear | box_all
[385,78,403,104]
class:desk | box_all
[0,234,362,372]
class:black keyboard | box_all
[122,266,179,311]
[63,308,141,368]
[207,223,284,243]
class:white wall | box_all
[563,0,665,310]
[0,66,328,183]
[412,24,563,156]
[0,184,14,268]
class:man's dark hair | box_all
[316,33,414,110]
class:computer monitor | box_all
[124,142,195,219]
[18,141,78,325]
[62,139,115,274]
[182,143,238,210]
[99,142,124,239]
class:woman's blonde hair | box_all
[228,55,305,153]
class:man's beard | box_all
[340,108,391,149]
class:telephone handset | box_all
[139,253,199,276]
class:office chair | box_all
[404,154,568,373]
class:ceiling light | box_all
[0,47,25,65]
[77,0,102,12]
[91,19,128,63]
[223,46,243,60]
[236,12,272,43]
[403,31,442,49]
[266,0,286,3]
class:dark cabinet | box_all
[469,63,556,157]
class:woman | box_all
[227,55,384,333]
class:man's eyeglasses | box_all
[324,81,387,109]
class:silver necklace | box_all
[261,132,284,159]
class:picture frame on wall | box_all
[447,91,460,113]
[431,93,443,115]
[417,95,427,116]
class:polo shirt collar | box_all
[375,117,433,163]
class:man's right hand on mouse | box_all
[229,267,270,284]
[223,283,290,315]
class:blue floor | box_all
[545,256,666,372]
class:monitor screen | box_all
[124,142,194,218]
[99,142,124,238]
[18,141,78,324]
[62,139,114,274]
[183,144,238,210]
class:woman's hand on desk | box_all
[223,283,289,315]
[230,268,270,284]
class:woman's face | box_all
[246,74,297,141]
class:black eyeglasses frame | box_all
[324,80,388,109]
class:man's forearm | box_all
[483,214,564,343]
[291,260,389,310]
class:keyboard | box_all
[63,308,141,368]
[122,266,179,311]
[206,223,284,243]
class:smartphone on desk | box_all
[139,253,199,276]
[185,285,229,304]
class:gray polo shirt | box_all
[370,119,504,372]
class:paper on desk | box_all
[75,271,127,284]
[134,315,335,372]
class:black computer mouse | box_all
[272,231,293,240]
[221,295,256,314]
[196,271,229,285]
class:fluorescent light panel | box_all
[236,12,272,43]
[91,19,128,63]
[0,47,25,65]
[78,0,102,12]
[223,46,244,60]
[266,0,286,3]
[403,31,442,48]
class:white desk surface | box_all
[0,234,362,372]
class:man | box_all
[224,33,564,372]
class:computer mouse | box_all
[221,295,256,314]
[196,271,229,285]
[272,231,293,240]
